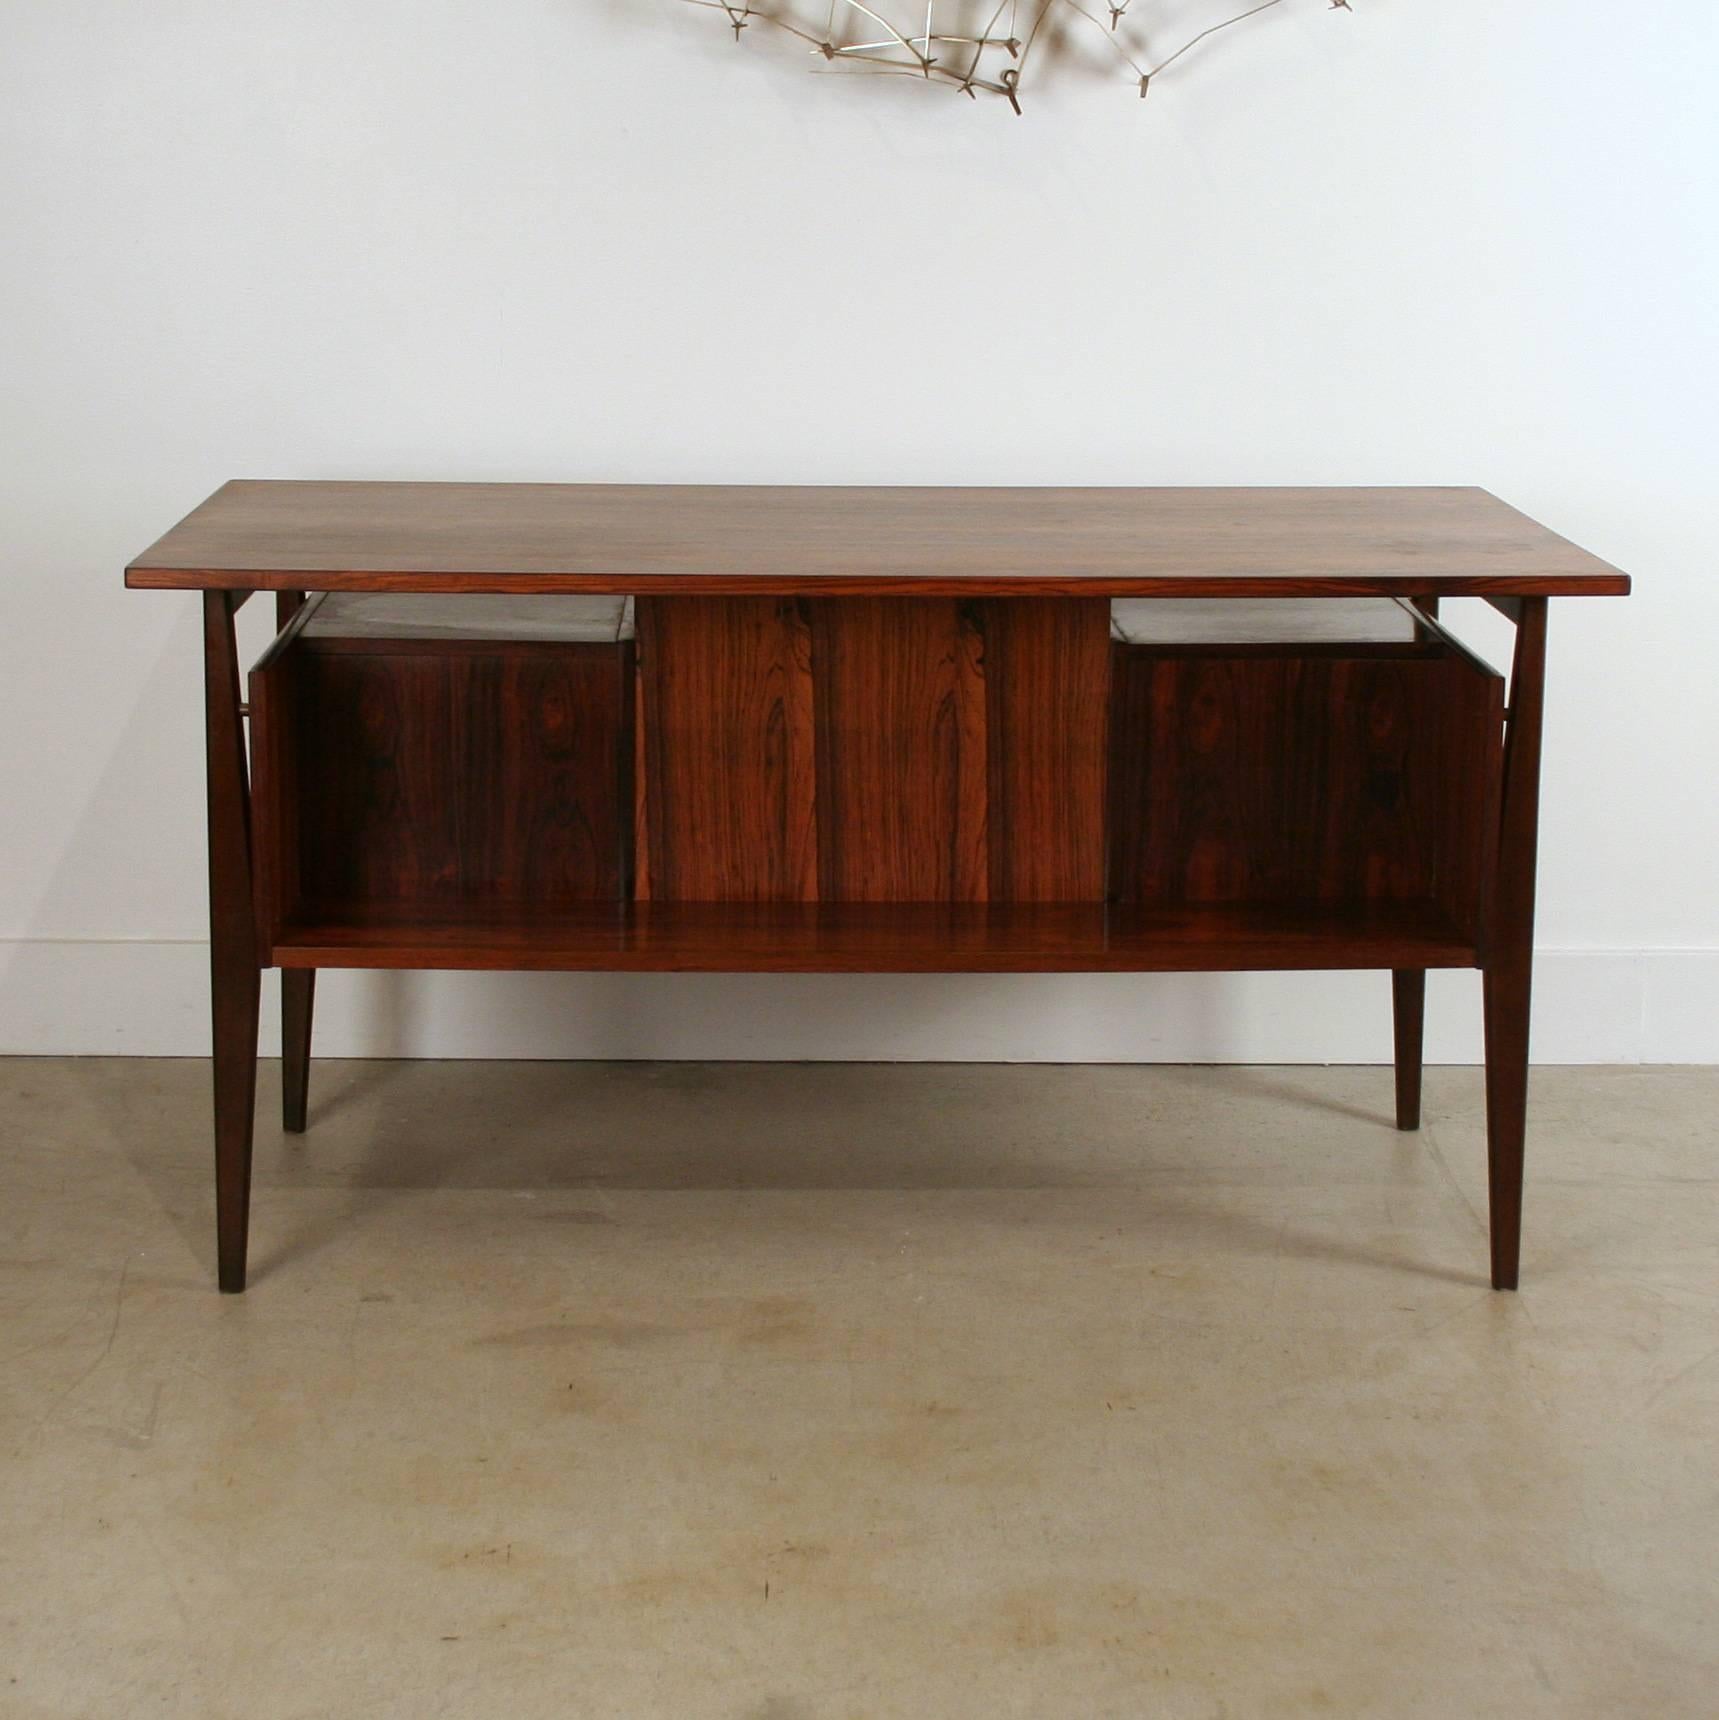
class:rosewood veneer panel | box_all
[810,599,989,903]
[637,597,818,902]
[251,640,632,938]
[1108,648,1502,942]
[639,597,1111,905]
[982,598,1110,902]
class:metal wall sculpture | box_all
[678,0,1353,111]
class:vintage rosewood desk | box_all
[126,484,1631,1293]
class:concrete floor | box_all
[1,1059,1715,1718]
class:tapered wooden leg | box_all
[282,969,315,1134]
[1483,961,1531,1291]
[1391,969,1425,1132]
[205,590,261,1293]
[1483,598,1549,1291]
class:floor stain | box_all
[472,1319,686,1349]
[743,1700,817,1720]
[472,1296,818,1354]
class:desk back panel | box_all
[634,597,818,903]
[637,597,1109,904]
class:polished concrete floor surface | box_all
[2,1058,1716,1718]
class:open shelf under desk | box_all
[270,899,1477,975]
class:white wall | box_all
[2,0,1715,1063]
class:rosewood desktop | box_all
[125,484,1632,1292]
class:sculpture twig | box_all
[676,0,1350,110]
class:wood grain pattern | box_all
[271,899,1476,974]
[1108,648,1504,944]
[1435,652,1505,947]
[251,637,632,933]
[1316,658,1440,905]
[633,651,651,901]
[638,597,1110,905]
[638,597,818,902]
[127,482,1633,598]
[984,599,1110,902]
[1112,655,1262,907]
[811,599,988,903]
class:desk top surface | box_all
[127,482,1630,598]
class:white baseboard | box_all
[1,939,1713,1063]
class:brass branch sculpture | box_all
[678,0,1353,112]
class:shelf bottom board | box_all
[271,901,1476,973]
